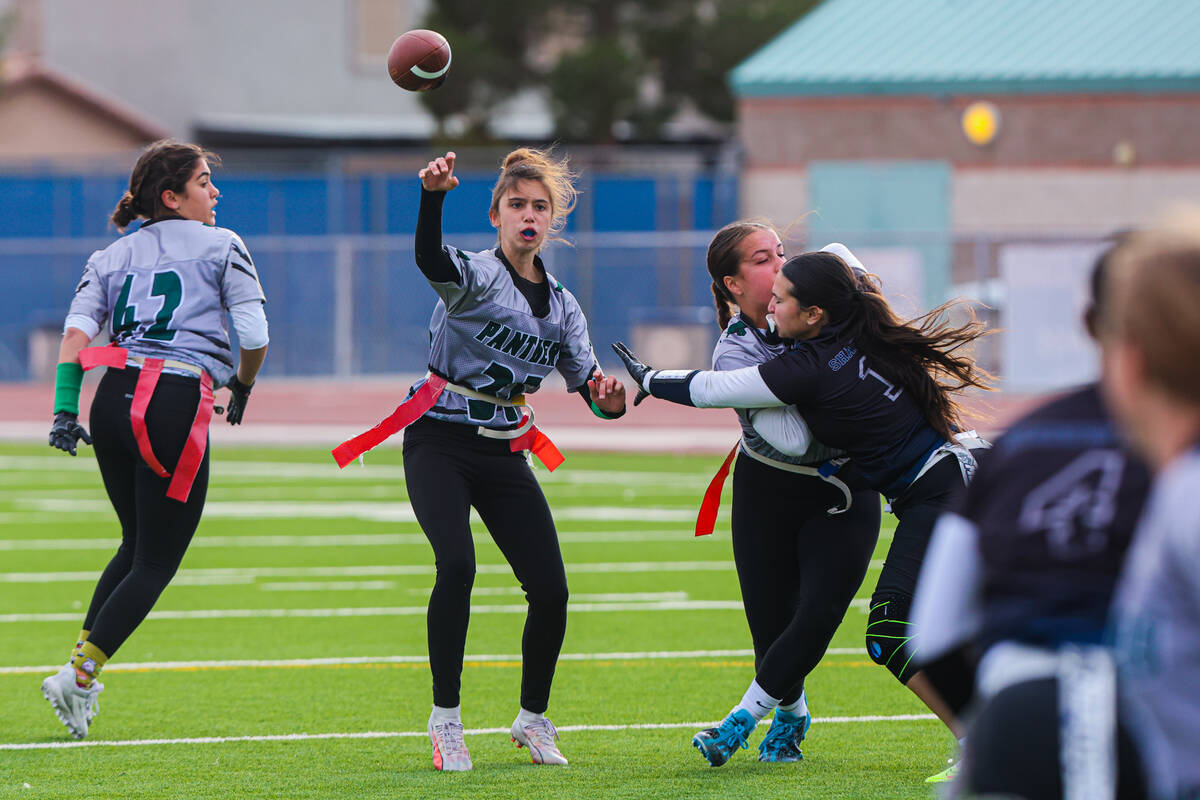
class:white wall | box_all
[954,168,1200,234]
[34,0,433,137]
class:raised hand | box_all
[419,151,460,192]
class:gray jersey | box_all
[418,246,596,430]
[1112,448,1200,800]
[712,314,841,467]
[67,219,265,384]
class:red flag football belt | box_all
[331,375,563,471]
[78,345,214,503]
[695,440,855,536]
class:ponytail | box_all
[706,219,777,331]
[110,191,140,231]
[711,281,735,330]
[110,139,220,232]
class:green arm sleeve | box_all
[53,362,84,415]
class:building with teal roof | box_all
[729,0,1200,390]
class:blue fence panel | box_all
[592,178,657,232]
[252,247,336,376]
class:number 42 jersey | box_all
[417,246,597,430]
[66,218,266,384]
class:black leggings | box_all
[84,367,209,658]
[867,455,968,684]
[402,416,568,713]
[730,454,880,702]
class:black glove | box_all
[48,411,93,456]
[611,341,652,406]
[225,375,253,425]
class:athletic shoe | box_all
[41,666,103,739]
[758,708,812,762]
[511,716,568,765]
[692,708,756,767]
[428,718,472,771]
[925,759,960,783]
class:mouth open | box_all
[520,228,537,241]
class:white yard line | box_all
[0,714,936,750]
[0,647,869,675]
[13,498,710,523]
[1,597,879,624]
[0,560,739,583]
[1,600,749,624]
[0,529,723,551]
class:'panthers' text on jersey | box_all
[960,384,1151,651]
[713,313,841,466]
[414,246,596,430]
[65,219,265,384]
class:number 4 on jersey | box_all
[112,271,183,341]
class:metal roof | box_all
[730,0,1200,97]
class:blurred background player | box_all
[1102,217,1200,800]
[41,139,269,739]
[911,236,1152,798]
[613,249,991,775]
[691,222,880,766]
[359,148,626,771]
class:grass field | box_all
[0,442,953,799]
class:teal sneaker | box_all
[692,709,756,767]
[758,708,812,762]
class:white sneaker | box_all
[428,718,472,771]
[511,716,568,765]
[41,665,103,739]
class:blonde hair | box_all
[489,147,578,244]
[1106,209,1200,403]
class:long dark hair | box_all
[111,139,220,231]
[706,220,777,330]
[781,251,992,439]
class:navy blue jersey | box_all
[964,384,1150,651]
[757,322,943,493]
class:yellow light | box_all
[962,101,999,146]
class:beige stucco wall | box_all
[953,168,1200,234]
[0,84,148,158]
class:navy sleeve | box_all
[414,189,460,284]
[756,347,822,406]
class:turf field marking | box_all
[0,714,938,750]
[0,647,868,675]
[259,580,398,592]
[0,560,738,583]
[0,530,721,550]
[0,456,713,488]
[16,498,708,523]
[0,600,748,623]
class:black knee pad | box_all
[865,593,917,683]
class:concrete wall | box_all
[32,0,432,137]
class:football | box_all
[387,29,451,91]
